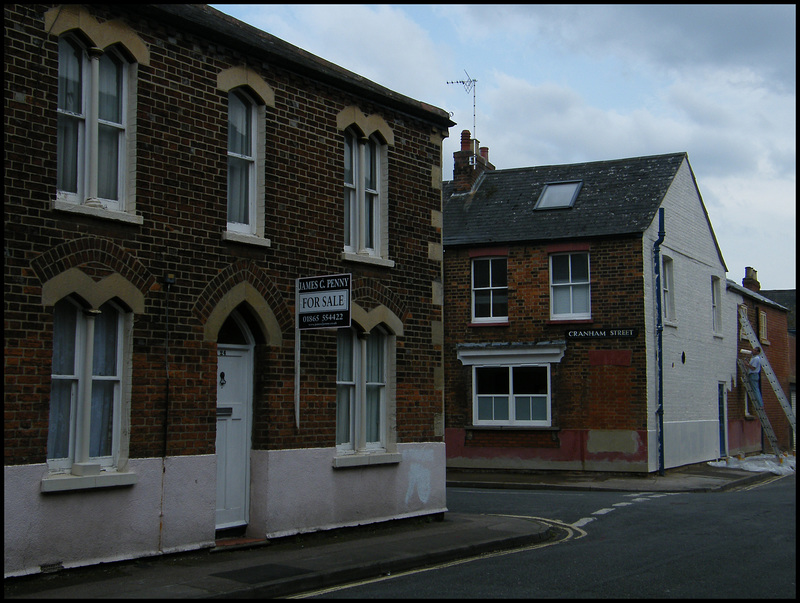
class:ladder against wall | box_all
[737,305,796,455]
[737,358,780,455]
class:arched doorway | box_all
[215,310,254,530]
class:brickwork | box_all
[443,236,648,449]
[4,4,449,465]
[732,301,793,450]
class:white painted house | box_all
[642,157,733,468]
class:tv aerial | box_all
[447,70,478,165]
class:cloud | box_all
[212,4,795,288]
[475,73,684,168]
[449,5,796,93]
[228,4,453,106]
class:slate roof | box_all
[443,152,688,246]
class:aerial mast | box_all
[447,70,478,168]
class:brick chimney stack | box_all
[452,129,495,193]
[742,266,761,292]
[461,129,472,151]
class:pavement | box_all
[4,461,788,599]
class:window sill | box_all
[470,320,509,327]
[222,231,272,248]
[467,425,559,431]
[341,251,395,268]
[41,470,138,493]
[332,451,402,468]
[53,199,143,225]
[547,317,592,324]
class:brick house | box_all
[757,286,797,452]
[726,268,794,454]
[4,4,453,576]
[443,131,732,474]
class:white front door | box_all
[215,344,252,529]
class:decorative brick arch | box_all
[194,261,292,344]
[217,66,275,108]
[30,237,152,311]
[351,302,403,337]
[45,5,150,65]
[336,105,394,146]
[352,276,408,329]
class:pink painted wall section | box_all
[248,443,447,539]
[445,428,649,471]
[726,419,765,456]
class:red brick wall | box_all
[730,302,793,450]
[4,4,446,464]
[443,236,648,450]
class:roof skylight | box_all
[535,181,582,209]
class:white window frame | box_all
[758,310,769,344]
[457,343,566,428]
[56,35,129,212]
[47,298,127,473]
[336,327,388,453]
[711,276,722,333]
[744,389,754,417]
[662,256,676,322]
[471,256,509,323]
[472,364,552,426]
[227,89,257,234]
[343,129,387,261]
[550,252,591,320]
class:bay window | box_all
[457,342,565,428]
[474,365,551,426]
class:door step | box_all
[213,526,269,552]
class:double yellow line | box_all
[286,515,583,599]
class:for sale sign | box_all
[296,273,351,330]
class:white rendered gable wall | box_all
[642,158,731,469]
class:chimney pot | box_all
[743,266,761,292]
[452,130,494,193]
[461,130,471,151]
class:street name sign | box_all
[566,328,638,339]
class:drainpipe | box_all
[162,273,175,457]
[159,273,175,553]
[653,208,666,476]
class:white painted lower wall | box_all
[248,442,447,539]
[3,456,216,578]
[663,419,722,468]
[4,443,447,577]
